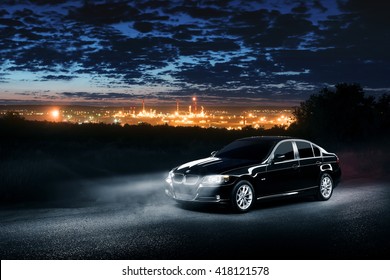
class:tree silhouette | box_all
[289,83,385,142]
[374,94,390,132]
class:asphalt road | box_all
[1,173,389,259]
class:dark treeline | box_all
[0,83,389,203]
[289,83,389,145]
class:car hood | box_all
[174,157,256,175]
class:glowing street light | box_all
[51,109,60,118]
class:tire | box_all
[231,180,255,213]
[317,173,333,201]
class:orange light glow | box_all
[51,109,59,118]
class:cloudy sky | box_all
[0,0,389,106]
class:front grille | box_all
[172,173,200,199]
[172,173,199,185]
[184,175,199,185]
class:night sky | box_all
[0,0,389,106]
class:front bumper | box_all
[165,180,233,203]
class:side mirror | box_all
[273,154,286,162]
[210,151,217,157]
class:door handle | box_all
[292,164,299,170]
[316,161,322,165]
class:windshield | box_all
[215,139,275,161]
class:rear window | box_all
[313,145,321,157]
[296,141,314,158]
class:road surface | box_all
[1,173,389,259]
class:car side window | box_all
[312,145,321,157]
[273,141,295,161]
[296,141,314,158]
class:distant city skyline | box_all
[0,103,294,130]
[1,0,389,105]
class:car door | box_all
[263,141,300,195]
[296,141,321,188]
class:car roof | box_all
[236,136,292,143]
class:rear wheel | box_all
[317,173,333,201]
[231,181,254,213]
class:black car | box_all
[165,136,341,212]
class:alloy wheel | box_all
[236,184,253,210]
[320,175,333,199]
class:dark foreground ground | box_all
[1,174,389,260]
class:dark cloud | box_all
[171,24,202,40]
[263,13,316,46]
[40,75,76,81]
[204,0,234,8]
[0,9,9,17]
[312,0,327,12]
[28,0,68,5]
[291,3,309,14]
[11,46,72,71]
[187,7,230,19]
[13,8,34,17]
[175,38,241,56]
[137,0,171,10]
[67,2,139,24]
[175,62,242,87]
[136,12,169,22]
[227,9,316,48]
[229,8,270,33]
[166,4,230,19]
[133,21,153,33]
[0,18,24,27]
[272,48,390,88]
[0,0,389,104]
[338,0,390,19]
[60,91,134,100]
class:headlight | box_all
[166,170,174,184]
[202,175,229,185]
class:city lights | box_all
[0,98,294,130]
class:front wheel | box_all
[317,173,333,201]
[231,181,255,213]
